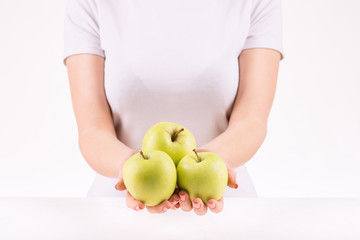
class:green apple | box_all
[142,122,197,166]
[123,150,177,206]
[177,149,228,204]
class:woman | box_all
[63,0,283,215]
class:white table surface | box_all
[1,197,359,240]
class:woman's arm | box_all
[65,54,136,179]
[66,54,178,213]
[179,48,281,215]
[200,48,281,168]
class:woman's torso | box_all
[88,0,257,197]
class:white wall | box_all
[0,0,359,197]
[247,0,360,197]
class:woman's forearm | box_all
[78,129,137,179]
[199,119,267,168]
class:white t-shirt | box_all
[63,0,283,197]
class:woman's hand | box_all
[114,149,180,213]
[178,149,238,216]
[115,181,180,213]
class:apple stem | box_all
[171,128,184,141]
[193,149,201,162]
[140,151,147,159]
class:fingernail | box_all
[208,201,216,209]
[171,199,178,205]
[193,201,200,209]
[180,194,186,201]
[135,206,140,211]
[163,206,170,211]
[235,183,238,189]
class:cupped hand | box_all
[178,149,238,216]
[115,180,180,213]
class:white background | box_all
[0,0,359,197]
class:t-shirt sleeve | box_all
[243,0,284,60]
[63,0,105,66]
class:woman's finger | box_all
[168,193,180,210]
[207,197,224,213]
[115,178,127,191]
[178,190,192,212]
[192,198,207,216]
[146,200,173,214]
[126,190,145,211]
[227,166,238,189]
